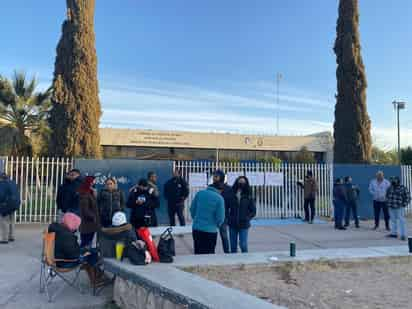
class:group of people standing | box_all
[55,169,165,248]
[333,171,411,240]
[190,170,256,255]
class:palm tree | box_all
[0,71,52,156]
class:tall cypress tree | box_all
[49,0,101,157]
[333,0,371,163]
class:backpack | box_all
[157,228,175,263]
[126,240,149,265]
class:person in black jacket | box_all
[344,176,360,228]
[229,176,256,253]
[97,178,125,228]
[48,212,102,286]
[56,169,82,221]
[333,178,346,230]
[213,170,236,254]
[164,169,189,226]
[127,179,160,229]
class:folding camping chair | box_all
[39,230,83,302]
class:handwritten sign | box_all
[189,173,207,187]
[246,172,265,186]
[226,172,244,185]
[265,172,284,186]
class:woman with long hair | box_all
[97,177,125,228]
[229,176,256,253]
[78,176,100,248]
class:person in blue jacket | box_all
[190,182,225,254]
[0,173,20,244]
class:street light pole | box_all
[276,73,282,135]
[392,101,406,164]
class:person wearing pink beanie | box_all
[48,212,104,287]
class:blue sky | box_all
[1,1,412,148]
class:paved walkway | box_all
[175,218,412,255]
[0,219,410,308]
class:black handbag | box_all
[157,228,175,263]
[126,241,147,265]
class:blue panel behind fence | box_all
[75,159,174,225]
[333,164,401,220]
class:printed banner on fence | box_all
[246,172,265,186]
[226,172,244,185]
[265,172,284,186]
[189,172,207,187]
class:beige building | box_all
[100,128,333,162]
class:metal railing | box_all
[3,157,73,223]
[401,165,412,214]
[3,157,333,223]
[174,161,333,221]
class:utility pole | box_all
[392,101,406,164]
[276,73,282,135]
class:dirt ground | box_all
[187,257,412,309]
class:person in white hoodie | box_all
[369,171,391,230]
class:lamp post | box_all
[392,101,406,164]
[276,73,282,135]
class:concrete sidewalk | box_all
[0,219,410,308]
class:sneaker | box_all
[386,226,391,231]
[386,234,397,238]
[8,238,14,242]
[336,226,346,230]
[401,236,407,241]
[355,225,360,228]
[344,224,349,228]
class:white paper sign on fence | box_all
[226,172,244,185]
[246,172,265,186]
[189,173,207,187]
[265,172,284,186]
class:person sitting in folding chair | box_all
[47,212,103,286]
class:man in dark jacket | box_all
[56,169,82,221]
[344,176,360,228]
[0,173,20,244]
[164,169,189,226]
[213,170,236,254]
[333,178,346,230]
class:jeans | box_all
[229,227,249,253]
[304,198,315,221]
[192,229,217,255]
[344,201,359,227]
[168,202,186,226]
[334,200,345,228]
[0,213,15,242]
[373,201,390,228]
[219,223,230,253]
[80,232,95,248]
[389,208,406,238]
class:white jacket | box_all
[369,179,391,202]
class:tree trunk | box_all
[49,0,101,158]
[333,0,372,164]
